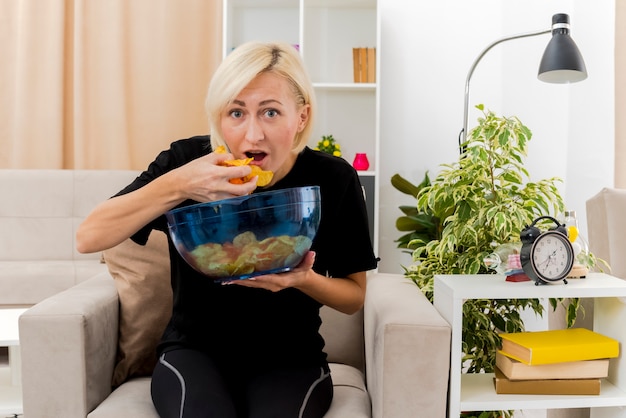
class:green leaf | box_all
[567,300,579,328]
[500,170,522,184]
[391,173,422,197]
[498,129,510,147]
[457,200,473,221]
[398,205,418,216]
[395,217,417,231]
[493,212,509,235]
[417,171,431,189]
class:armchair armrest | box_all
[19,272,120,418]
[365,273,451,418]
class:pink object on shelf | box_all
[353,153,370,171]
[507,254,522,269]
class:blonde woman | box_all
[77,41,377,418]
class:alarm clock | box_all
[519,215,575,285]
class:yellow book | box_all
[498,328,619,366]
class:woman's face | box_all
[221,71,310,186]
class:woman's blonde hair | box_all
[206,41,316,154]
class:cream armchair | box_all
[19,271,451,418]
[587,187,626,279]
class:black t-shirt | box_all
[115,135,378,372]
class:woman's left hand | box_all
[223,251,316,292]
[224,250,366,314]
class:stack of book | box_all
[352,47,376,83]
[494,328,619,395]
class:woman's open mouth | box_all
[245,151,267,163]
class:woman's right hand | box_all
[173,150,259,203]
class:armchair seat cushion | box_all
[325,364,370,418]
[88,378,155,418]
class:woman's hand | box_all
[226,251,367,314]
[173,151,258,203]
[225,251,317,292]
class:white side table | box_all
[434,273,626,418]
[0,308,26,416]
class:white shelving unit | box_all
[433,273,626,418]
[222,0,380,252]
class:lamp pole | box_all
[461,28,550,148]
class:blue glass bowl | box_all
[166,186,321,281]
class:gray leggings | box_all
[151,348,333,418]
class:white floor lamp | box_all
[460,13,587,152]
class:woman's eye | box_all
[230,110,243,118]
[265,109,278,118]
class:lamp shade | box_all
[538,13,587,83]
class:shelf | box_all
[311,89,376,171]
[223,1,299,54]
[461,373,626,411]
[224,0,380,255]
[435,274,626,300]
[302,6,376,84]
[434,273,626,417]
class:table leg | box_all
[8,346,20,386]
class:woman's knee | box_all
[247,366,333,418]
[151,350,237,418]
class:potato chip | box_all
[190,232,310,278]
[249,165,274,187]
[214,145,274,186]
[220,157,254,167]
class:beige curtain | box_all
[0,0,222,170]
[616,1,626,187]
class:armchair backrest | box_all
[320,306,365,372]
[587,187,626,279]
[0,169,139,262]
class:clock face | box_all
[529,230,574,281]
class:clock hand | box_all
[536,251,555,267]
[537,257,550,268]
[540,250,558,273]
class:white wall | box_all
[377,0,615,274]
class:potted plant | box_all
[392,105,605,418]
[314,134,342,157]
